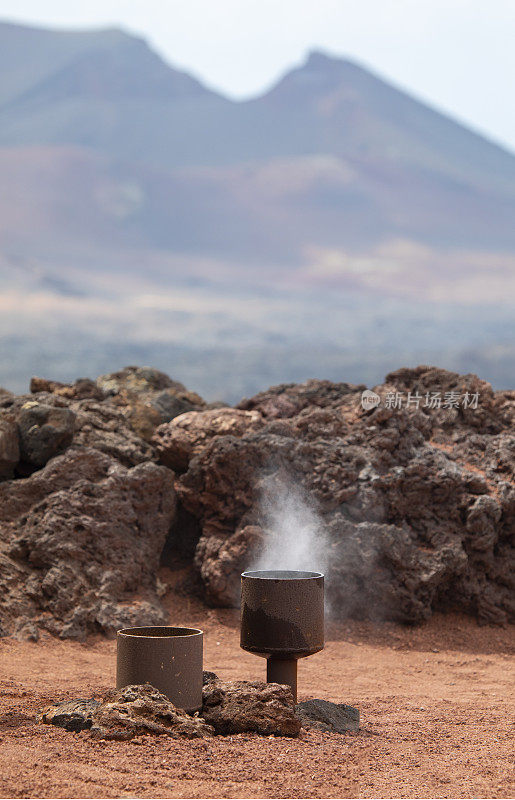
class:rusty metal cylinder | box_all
[116,626,203,713]
[267,656,298,700]
[240,570,324,702]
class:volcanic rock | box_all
[153,407,263,472]
[28,366,207,445]
[0,390,153,468]
[201,675,301,736]
[17,402,75,467]
[14,620,40,642]
[71,400,153,466]
[195,524,265,606]
[238,379,365,419]
[296,699,360,732]
[39,698,101,732]
[30,376,105,401]
[1,364,513,635]
[97,366,183,397]
[170,367,514,624]
[88,684,214,740]
[40,685,214,739]
[0,416,19,478]
[0,447,176,639]
[96,366,206,441]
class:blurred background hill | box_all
[0,20,514,399]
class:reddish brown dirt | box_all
[1,579,514,799]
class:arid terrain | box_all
[1,579,514,800]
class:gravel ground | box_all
[0,581,513,799]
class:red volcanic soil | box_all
[0,578,514,799]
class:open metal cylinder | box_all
[116,626,203,713]
[240,570,324,702]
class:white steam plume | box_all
[250,472,328,575]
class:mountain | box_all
[0,20,513,396]
[1,21,515,260]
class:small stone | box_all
[39,698,101,731]
[295,699,360,732]
[40,685,214,740]
[89,684,214,740]
[201,678,301,737]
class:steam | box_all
[250,472,328,575]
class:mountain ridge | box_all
[0,19,514,288]
[1,21,514,169]
[1,18,513,163]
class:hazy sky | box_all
[1,0,514,152]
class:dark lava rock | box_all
[39,685,213,739]
[39,698,101,731]
[89,684,213,740]
[17,403,75,467]
[201,675,301,736]
[0,416,19,478]
[0,447,176,639]
[296,699,360,733]
[165,367,514,624]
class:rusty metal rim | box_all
[117,626,203,638]
[241,570,324,580]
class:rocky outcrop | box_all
[9,374,205,468]
[30,377,104,401]
[0,391,153,470]
[0,366,199,639]
[0,364,513,635]
[28,366,207,446]
[0,447,176,639]
[156,367,514,624]
[201,674,301,736]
